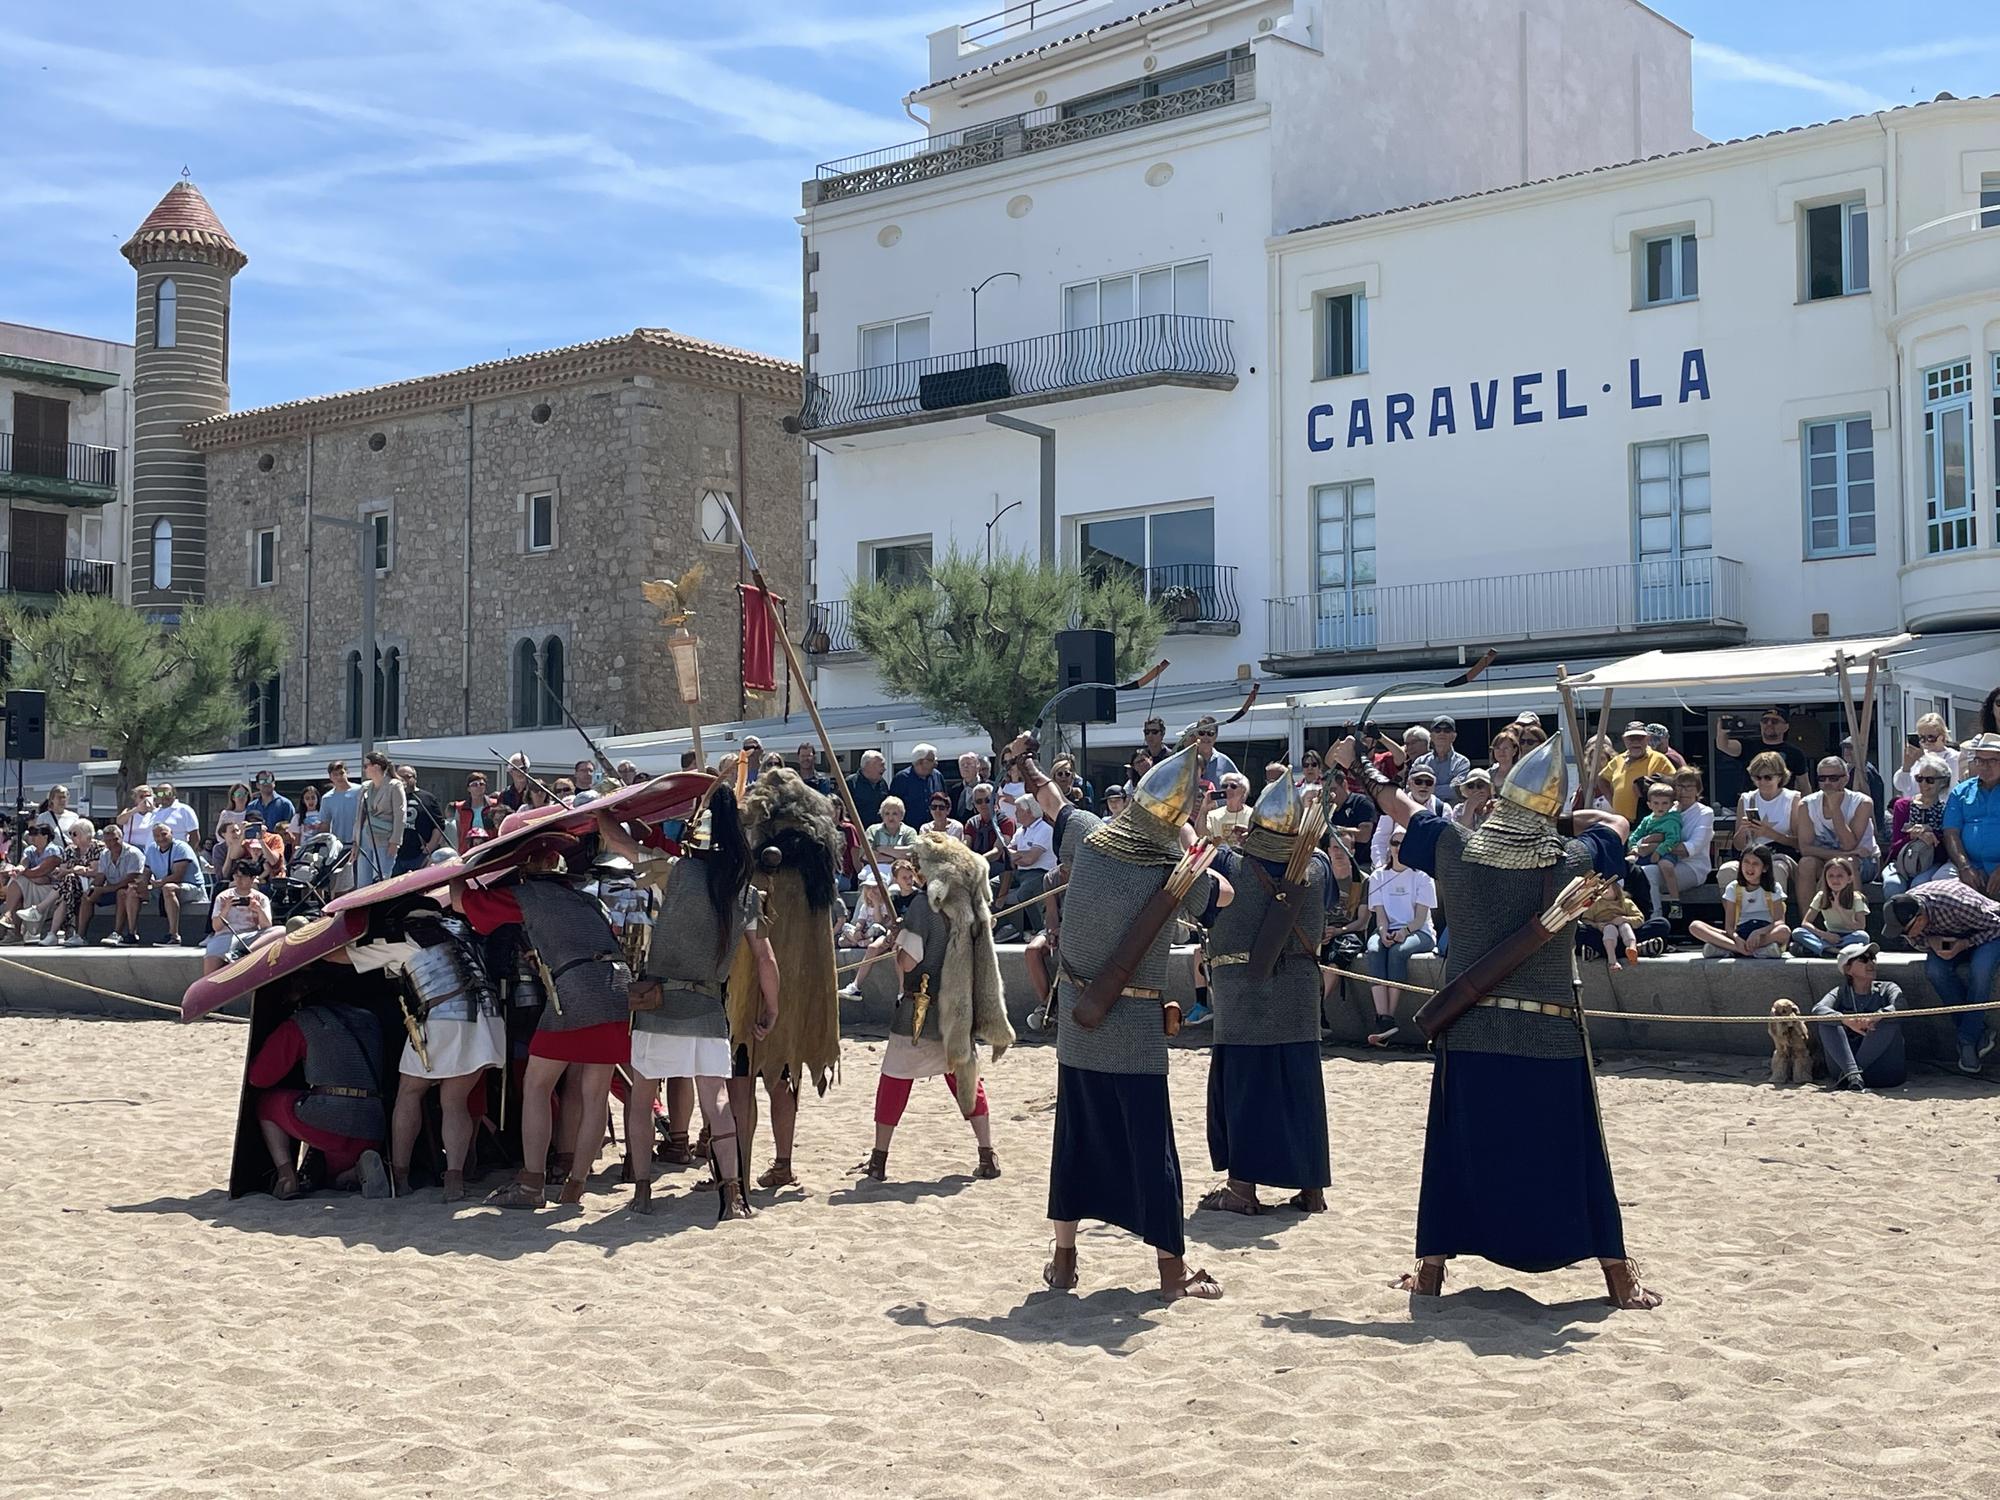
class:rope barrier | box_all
[0,951,245,1023]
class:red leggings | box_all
[874,1072,988,1126]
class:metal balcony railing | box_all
[810,53,1253,204]
[801,599,860,657]
[801,314,1234,433]
[0,551,116,597]
[0,433,118,490]
[1118,562,1238,628]
[958,0,1106,48]
[1265,557,1747,658]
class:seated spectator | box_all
[1487,728,1521,786]
[1103,784,1129,817]
[1363,829,1436,1045]
[239,813,288,883]
[1812,943,1905,1091]
[1690,842,1790,959]
[1450,768,1495,829]
[0,825,62,940]
[836,868,900,999]
[42,820,105,947]
[205,859,274,974]
[1412,716,1470,804]
[888,855,921,917]
[1122,749,1155,800]
[1730,751,1803,887]
[1582,876,1648,970]
[1893,713,1959,800]
[1643,768,1714,921]
[1381,723,1430,784]
[1627,781,1683,870]
[1008,796,1058,934]
[87,822,147,946]
[1942,733,2000,901]
[1886,753,1954,898]
[1516,721,1549,753]
[922,792,963,841]
[1794,756,1879,895]
[1888,884,2000,1075]
[949,751,985,819]
[959,782,1014,869]
[1050,755,1093,810]
[1607,722,1676,822]
[866,797,916,854]
[849,750,891,831]
[139,820,208,945]
[1789,856,1872,957]
[1205,772,1252,846]
[1296,750,1325,792]
[1328,780,1378,867]
[616,758,646,786]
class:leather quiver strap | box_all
[1245,868,1317,981]
[1413,869,1557,1041]
[1075,883,1184,1028]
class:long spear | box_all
[711,495,897,906]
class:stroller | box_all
[268,832,354,923]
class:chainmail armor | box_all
[1207,848,1328,1046]
[892,892,950,1041]
[293,1004,386,1140]
[637,860,755,1038]
[512,876,631,1033]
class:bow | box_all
[1030,657,1171,734]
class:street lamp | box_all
[969,270,1020,363]
[985,496,1022,567]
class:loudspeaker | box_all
[1053,629,1116,725]
[4,689,47,761]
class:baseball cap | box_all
[1839,942,1881,971]
[1430,715,1456,731]
[1621,721,1651,737]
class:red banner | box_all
[739,583,781,693]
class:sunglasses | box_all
[1817,772,1848,781]
[1916,775,1947,784]
[1754,773,1783,781]
[1919,734,1945,743]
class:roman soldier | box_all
[726,767,841,1192]
[455,815,633,1210]
[858,829,1013,1184]
[1199,772,1333,1216]
[600,789,779,1221]
[1006,731,1234,1303]
[1333,730,1663,1309]
[247,1000,390,1200]
[385,907,505,1201]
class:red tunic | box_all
[459,884,629,1065]
[248,1018,374,1175]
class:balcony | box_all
[1894,207,2000,315]
[1262,557,1747,675]
[0,551,116,599]
[0,434,119,507]
[1109,562,1240,634]
[808,52,1255,206]
[800,315,1236,440]
[801,598,861,658]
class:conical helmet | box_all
[1249,770,1303,836]
[1132,745,1202,831]
[1498,730,1570,818]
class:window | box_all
[860,315,930,369]
[240,674,281,749]
[512,635,565,728]
[1076,505,1216,614]
[155,278,177,349]
[367,509,392,573]
[1802,418,1875,557]
[1316,290,1366,378]
[867,537,933,588]
[527,492,556,552]
[252,527,277,587]
[1059,47,1244,117]
[12,392,69,477]
[344,647,402,737]
[80,513,103,562]
[1309,482,1377,650]
[150,519,173,589]
[1982,174,2000,231]
[1062,258,1209,329]
[1632,436,1715,623]
[700,490,736,547]
[1640,231,1698,306]
[1923,361,1975,554]
[1804,200,1869,300]
[1993,353,2000,535]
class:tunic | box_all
[882,892,952,1081]
[1046,808,1215,1256]
[250,1009,384,1175]
[1203,848,1331,1190]
[1399,812,1629,1272]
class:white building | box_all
[799,0,1700,715]
[1270,90,2000,737]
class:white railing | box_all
[1900,205,2000,257]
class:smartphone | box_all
[1907,735,1922,749]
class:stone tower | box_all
[120,179,245,614]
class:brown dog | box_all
[1767,998,1813,1084]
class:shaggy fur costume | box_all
[913,830,1014,1115]
[728,769,842,1093]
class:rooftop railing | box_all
[0,551,116,598]
[0,434,118,491]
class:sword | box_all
[395,988,432,1072]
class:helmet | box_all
[1132,746,1202,831]
[1498,731,1570,819]
[1248,770,1303,836]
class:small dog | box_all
[1767,998,1813,1084]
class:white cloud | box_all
[1691,41,1896,115]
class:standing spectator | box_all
[115,784,158,850]
[1516,721,1549,753]
[321,761,362,850]
[1412,716,1470,804]
[866,797,915,856]
[1689,843,1790,959]
[1793,755,1879,895]
[570,760,601,805]
[615,759,645,786]
[248,771,296,848]
[452,771,503,851]
[1487,728,1521,786]
[889,744,944,814]
[1363,828,1436,1045]
[1050,755,1094,811]
[499,752,532,810]
[1886,754,1953,897]
[1141,716,1170,765]
[794,744,836,799]
[138,820,206,945]
[88,822,146,946]
[1375,723,1428,784]
[204,858,272,974]
[922,791,963,841]
[1606,722,1676,823]
[1122,749,1155,799]
[739,736,764,784]
[1713,707,1811,806]
[393,766,446,874]
[1296,750,1325,793]
[1007,796,1058,934]
[1644,768,1715,921]
[1892,713,1959,800]
[1646,722,1687,770]
[149,784,199,846]
[1942,733,2000,900]
[33,785,81,843]
[1888,884,2000,1074]
[1191,720,1239,789]
[1813,945,1905,1091]
[951,751,986,819]
[216,783,252,841]
[849,750,892,831]
[1837,735,1889,847]
[1449,768,1496,829]
[356,752,406,886]
[292,783,330,844]
[1205,773,1253,845]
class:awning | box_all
[1564,634,1918,692]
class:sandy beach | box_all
[3,1016,1997,1498]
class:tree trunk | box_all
[117,749,147,812]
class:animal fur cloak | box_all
[727,768,842,1093]
[912,831,1014,1115]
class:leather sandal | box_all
[1603,1258,1663,1310]
[655,1131,695,1167]
[756,1158,797,1190]
[628,1154,653,1215]
[1287,1188,1327,1214]
[1197,1185,1263,1216]
[548,1151,574,1184]
[486,1171,545,1210]
[271,1166,303,1201]
[1397,1260,1446,1296]
[1043,1245,1079,1292]
[858,1149,888,1181]
[1158,1256,1223,1302]
[717,1180,755,1222]
[974,1148,1001,1180]
[558,1175,588,1205]
[440,1169,466,1204]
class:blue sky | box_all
[2,0,1989,410]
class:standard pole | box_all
[359,522,377,759]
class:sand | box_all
[2,1017,1997,1498]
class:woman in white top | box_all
[921,791,964,842]
[215,783,252,840]
[1729,750,1802,893]
[1644,766,1715,920]
[1892,713,1959,800]
[1204,773,1252,845]
[1362,829,1438,1046]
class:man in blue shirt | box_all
[1943,734,2000,900]
[1192,721,1238,790]
[248,770,296,848]
[888,744,944,814]
[139,821,207,945]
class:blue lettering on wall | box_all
[1428,386,1456,437]
[1307,402,1337,453]
[1307,350,1709,450]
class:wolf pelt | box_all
[913,830,1014,1115]
[740,767,842,911]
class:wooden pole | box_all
[1585,688,1615,800]
[1555,665,1589,809]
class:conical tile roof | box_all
[122,180,247,273]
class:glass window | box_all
[540,638,564,727]
[241,675,280,749]
[1078,506,1216,608]
[528,493,555,551]
[150,519,172,589]
[700,490,736,546]
[1983,174,2000,231]
[512,640,538,729]
[347,651,365,738]
[1063,260,1209,328]
[860,316,929,367]
[1318,291,1365,377]
[1310,482,1376,650]
[1632,437,1716,624]
[253,528,276,587]
[1923,361,1976,555]
[155,279,177,349]
[376,648,401,737]
[869,539,933,587]
[1805,200,1868,300]
[369,510,392,572]
[1802,417,1876,557]
[1641,232,1698,306]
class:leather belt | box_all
[308,1085,377,1100]
[1058,966,1161,1001]
[1474,996,1577,1020]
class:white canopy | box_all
[1563,634,1919,692]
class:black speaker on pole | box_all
[1053,629,1116,725]
[4,689,47,762]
